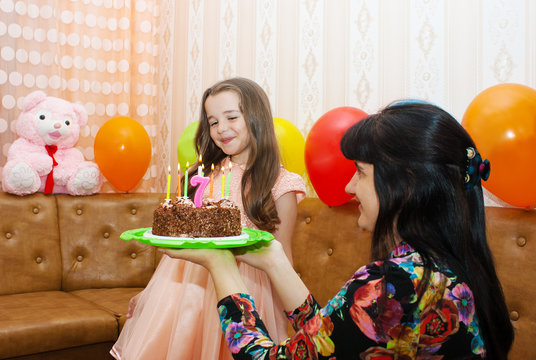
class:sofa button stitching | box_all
[305,216,311,224]
[33,207,39,214]
[517,236,526,247]
[131,252,137,259]
[327,248,333,256]
[76,255,84,262]
[131,208,137,215]
[76,209,83,215]
[35,256,43,264]
[5,232,12,239]
[103,232,110,239]
[509,310,519,321]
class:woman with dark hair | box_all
[165,102,514,359]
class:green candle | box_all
[225,162,232,198]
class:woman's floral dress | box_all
[217,242,485,359]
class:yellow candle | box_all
[225,161,232,198]
[166,165,171,200]
[177,163,181,197]
[221,165,225,199]
[210,163,214,198]
[184,162,189,197]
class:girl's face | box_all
[345,161,379,232]
[205,90,251,165]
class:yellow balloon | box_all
[273,117,306,176]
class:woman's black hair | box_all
[340,102,513,359]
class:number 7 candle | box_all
[190,173,210,207]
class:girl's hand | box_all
[233,240,286,273]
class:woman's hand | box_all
[233,240,286,273]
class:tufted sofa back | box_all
[0,192,161,295]
[56,194,161,291]
[1,193,62,295]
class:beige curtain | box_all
[0,0,173,193]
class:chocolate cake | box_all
[152,197,242,238]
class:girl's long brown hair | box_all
[188,77,281,232]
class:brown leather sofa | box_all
[0,193,534,359]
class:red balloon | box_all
[94,117,152,192]
[305,107,368,206]
[462,83,536,208]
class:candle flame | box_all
[186,161,189,168]
[198,154,202,162]
[211,163,214,171]
[177,163,180,172]
[167,165,170,173]
[229,162,232,170]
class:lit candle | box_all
[209,163,214,199]
[225,161,232,198]
[177,163,181,198]
[221,165,225,199]
[184,162,189,198]
[198,154,203,176]
[190,174,210,207]
[166,165,171,200]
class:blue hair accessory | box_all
[464,147,490,189]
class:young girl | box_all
[164,102,514,359]
[111,77,305,360]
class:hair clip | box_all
[464,147,491,190]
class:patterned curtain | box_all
[0,0,173,193]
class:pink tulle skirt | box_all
[111,255,288,360]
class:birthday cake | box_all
[152,197,242,238]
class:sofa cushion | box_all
[0,291,117,358]
[70,287,145,331]
[56,194,161,291]
[0,193,62,296]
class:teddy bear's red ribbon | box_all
[45,145,58,194]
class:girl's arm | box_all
[272,191,298,262]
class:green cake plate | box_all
[120,227,274,249]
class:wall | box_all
[167,0,536,205]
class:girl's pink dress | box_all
[111,160,306,360]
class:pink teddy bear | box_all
[2,91,102,196]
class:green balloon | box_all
[177,121,199,170]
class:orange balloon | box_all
[462,83,536,207]
[94,117,152,192]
